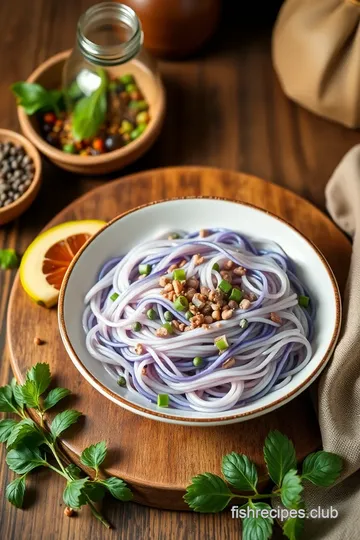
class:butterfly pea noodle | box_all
[83,229,314,413]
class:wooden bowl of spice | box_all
[17,50,166,175]
[0,129,42,225]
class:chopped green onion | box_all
[174,295,189,312]
[117,376,126,387]
[168,233,180,239]
[110,292,119,301]
[185,310,193,320]
[219,279,232,295]
[139,263,152,276]
[298,295,310,308]
[164,311,173,322]
[229,288,243,303]
[193,356,203,367]
[214,334,229,351]
[162,322,173,334]
[157,394,169,407]
[212,263,220,272]
[173,268,186,281]
[239,319,248,330]
[147,308,157,320]
[132,322,142,332]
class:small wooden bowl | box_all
[17,50,166,175]
[0,129,42,226]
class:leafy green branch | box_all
[184,431,343,540]
[0,363,132,528]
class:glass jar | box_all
[62,2,164,151]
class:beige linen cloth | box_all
[303,145,360,539]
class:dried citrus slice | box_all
[20,220,105,308]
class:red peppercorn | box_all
[93,138,105,152]
[44,112,57,124]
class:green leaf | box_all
[26,363,51,396]
[43,388,71,411]
[242,502,274,540]
[84,481,106,502]
[184,473,232,512]
[80,441,107,471]
[0,385,17,413]
[11,379,24,409]
[6,418,43,449]
[0,419,18,443]
[20,380,40,408]
[0,249,19,270]
[302,451,343,487]
[6,475,26,508]
[102,477,133,502]
[281,469,303,509]
[6,446,45,474]
[283,515,305,540]
[11,82,62,115]
[263,430,297,486]
[50,410,81,439]
[63,478,88,509]
[72,69,107,141]
[222,452,258,492]
[65,464,82,480]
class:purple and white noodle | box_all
[83,228,314,413]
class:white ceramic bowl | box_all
[58,198,341,426]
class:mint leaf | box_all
[50,410,81,439]
[0,385,18,413]
[6,446,45,474]
[302,451,343,487]
[11,379,24,409]
[222,452,258,492]
[80,441,107,471]
[0,419,17,443]
[242,502,274,540]
[0,248,19,270]
[20,380,40,408]
[6,418,43,449]
[27,363,51,396]
[11,82,62,115]
[102,477,133,501]
[63,478,88,509]
[184,473,232,512]
[283,514,305,540]
[43,388,71,411]
[281,469,303,509]
[65,464,82,480]
[264,430,297,486]
[84,481,106,502]
[72,69,107,141]
[6,475,26,508]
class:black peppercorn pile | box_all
[0,141,34,208]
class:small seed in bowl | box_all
[0,141,34,208]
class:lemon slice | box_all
[20,220,105,308]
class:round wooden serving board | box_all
[7,167,351,510]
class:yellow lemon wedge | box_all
[20,220,105,308]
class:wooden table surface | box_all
[0,1,359,539]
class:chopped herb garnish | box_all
[185,311,193,321]
[229,288,243,303]
[157,394,169,407]
[173,268,186,281]
[162,322,173,334]
[214,335,229,351]
[218,280,232,295]
[139,263,152,276]
[174,295,189,312]
[0,249,20,270]
[212,263,220,272]
[298,295,310,308]
[110,292,119,301]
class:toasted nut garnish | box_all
[233,266,247,276]
[212,310,221,321]
[224,260,235,270]
[142,367,147,375]
[202,303,213,315]
[222,309,234,320]
[168,264,178,272]
[189,304,199,315]
[184,325,192,332]
[164,283,174,292]
[222,357,236,369]
[187,277,199,289]
[200,286,210,296]
[64,507,75,517]
[186,287,197,301]
[34,337,44,346]
[135,343,144,355]
[199,229,209,238]
[204,315,213,325]
[191,314,205,328]
[239,299,251,310]
[270,312,282,324]
[220,270,232,283]
[159,275,171,287]
[193,254,204,266]
[156,327,169,337]
[179,259,187,267]
[173,280,183,295]
[228,300,239,310]
[202,324,211,330]
[179,323,186,332]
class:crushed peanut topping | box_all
[199,229,209,238]
[168,264,178,273]
[135,343,144,355]
[156,327,169,337]
[224,260,235,270]
[222,309,234,320]
[222,357,236,369]
[179,259,187,267]
[270,312,282,324]
[191,313,205,328]
[159,275,171,287]
[193,253,204,266]
[173,280,183,295]
[239,299,251,310]
[233,266,247,276]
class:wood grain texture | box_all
[7,167,351,511]
[0,0,358,538]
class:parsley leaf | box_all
[6,475,26,508]
[302,451,343,487]
[222,452,258,492]
[0,419,17,443]
[11,379,25,410]
[0,385,18,413]
[63,478,89,509]
[20,380,40,409]
[0,249,19,270]
[6,418,43,449]
[242,502,274,540]
[283,514,305,540]
[43,388,71,411]
[6,446,46,474]
[26,363,51,396]
[101,477,133,501]
[50,410,81,439]
[65,464,82,480]
[263,430,297,486]
[80,441,107,471]
[11,82,62,115]
[72,69,108,141]
[184,473,232,512]
[281,469,303,509]
[84,481,106,502]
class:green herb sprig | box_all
[0,363,132,527]
[71,69,108,141]
[0,248,19,270]
[184,431,343,540]
[11,83,63,115]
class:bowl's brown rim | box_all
[58,195,342,424]
[0,128,42,217]
[17,49,166,165]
